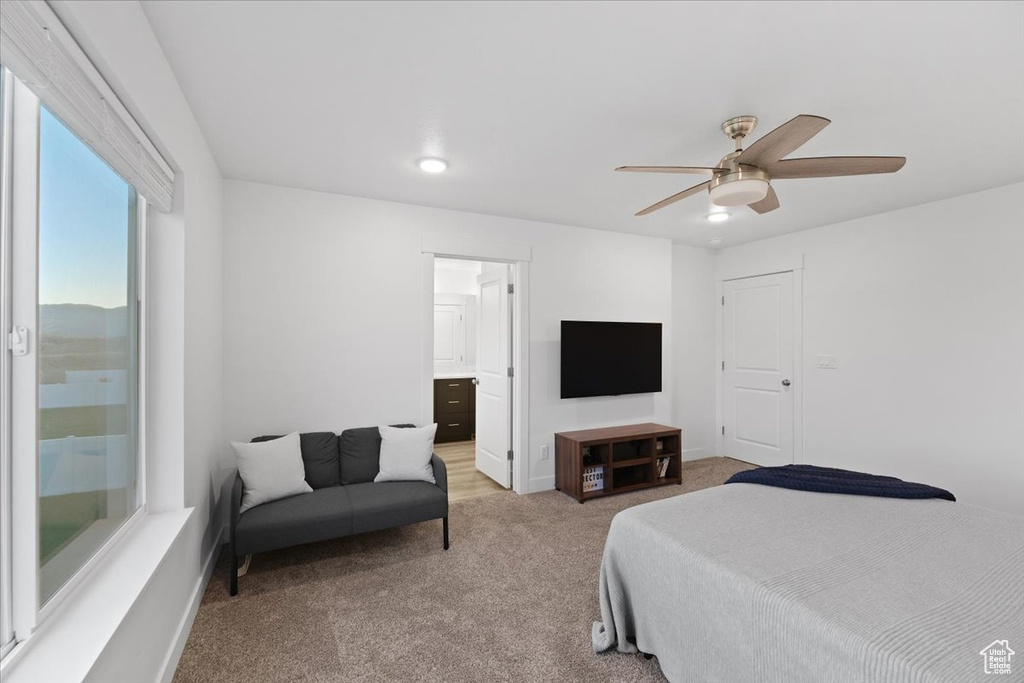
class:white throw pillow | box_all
[375,424,437,484]
[230,432,312,513]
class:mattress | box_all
[592,483,1024,682]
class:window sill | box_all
[0,508,193,682]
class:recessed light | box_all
[707,211,730,223]
[708,238,723,247]
[417,157,448,173]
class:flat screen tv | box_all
[560,321,662,399]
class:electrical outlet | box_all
[817,355,839,369]
[540,445,550,460]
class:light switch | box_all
[817,355,838,369]
[540,444,550,460]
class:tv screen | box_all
[560,321,662,399]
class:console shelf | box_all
[554,423,682,503]
[611,457,651,469]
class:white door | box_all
[475,266,511,488]
[723,272,795,467]
[433,304,466,367]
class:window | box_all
[36,107,141,603]
[0,1,172,660]
[0,65,148,650]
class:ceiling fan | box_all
[617,114,906,216]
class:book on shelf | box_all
[657,457,670,478]
[583,465,605,492]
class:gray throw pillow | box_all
[338,424,415,485]
[251,432,340,489]
[231,432,312,513]
[375,424,437,484]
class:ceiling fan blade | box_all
[748,185,780,214]
[767,156,906,179]
[635,180,710,216]
[616,166,724,175]
[737,114,831,168]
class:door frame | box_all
[715,255,804,465]
[420,237,531,494]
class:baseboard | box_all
[155,525,224,683]
[682,446,715,461]
[527,475,555,494]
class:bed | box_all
[592,482,1024,682]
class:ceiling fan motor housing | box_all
[709,166,771,206]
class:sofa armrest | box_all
[230,470,243,553]
[431,453,448,494]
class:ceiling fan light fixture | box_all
[709,173,770,207]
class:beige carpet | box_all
[174,457,752,683]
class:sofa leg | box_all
[443,516,449,550]
[230,552,239,596]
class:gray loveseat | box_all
[229,426,449,595]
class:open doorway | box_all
[431,258,514,501]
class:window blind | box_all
[0,0,175,211]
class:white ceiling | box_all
[141,1,1024,247]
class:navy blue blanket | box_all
[725,464,955,501]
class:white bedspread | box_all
[593,483,1024,682]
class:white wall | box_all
[433,259,481,296]
[223,179,673,492]
[46,1,226,679]
[715,182,1024,517]
[671,245,718,460]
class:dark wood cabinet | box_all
[434,377,476,443]
[554,423,682,503]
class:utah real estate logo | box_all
[979,640,1014,675]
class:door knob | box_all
[781,379,791,387]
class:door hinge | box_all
[721,295,725,305]
[722,425,725,435]
[508,284,514,294]
[507,450,514,461]
[721,360,725,371]
[507,366,514,377]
